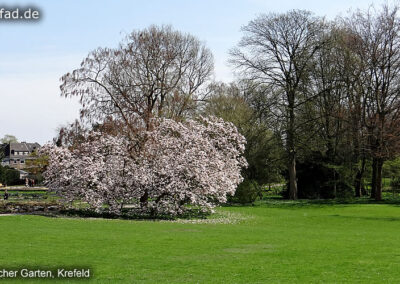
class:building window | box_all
[11,150,14,155]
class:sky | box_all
[0,0,382,144]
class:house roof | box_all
[10,142,40,152]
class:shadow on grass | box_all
[225,196,400,209]
[37,208,211,221]
[327,214,400,222]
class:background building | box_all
[1,142,40,169]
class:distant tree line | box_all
[225,4,400,201]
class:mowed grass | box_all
[1,203,400,283]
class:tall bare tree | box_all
[345,5,400,200]
[230,10,324,199]
[60,25,214,133]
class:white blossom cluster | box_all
[41,117,247,216]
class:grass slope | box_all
[1,203,400,283]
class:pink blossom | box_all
[41,116,247,216]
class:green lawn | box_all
[1,202,400,283]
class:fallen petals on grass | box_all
[166,210,253,224]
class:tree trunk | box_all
[287,94,297,200]
[333,170,337,198]
[140,190,149,208]
[288,152,297,199]
[354,157,365,197]
[374,115,385,201]
[371,158,377,199]
[375,158,383,201]
[354,170,362,197]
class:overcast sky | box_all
[0,0,381,144]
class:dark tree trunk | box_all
[371,158,377,199]
[374,116,385,201]
[288,152,297,199]
[355,171,362,197]
[287,94,297,200]
[333,170,337,198]
[375,158,383,201]
[354,157,365,197]
[140,191,149,208]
